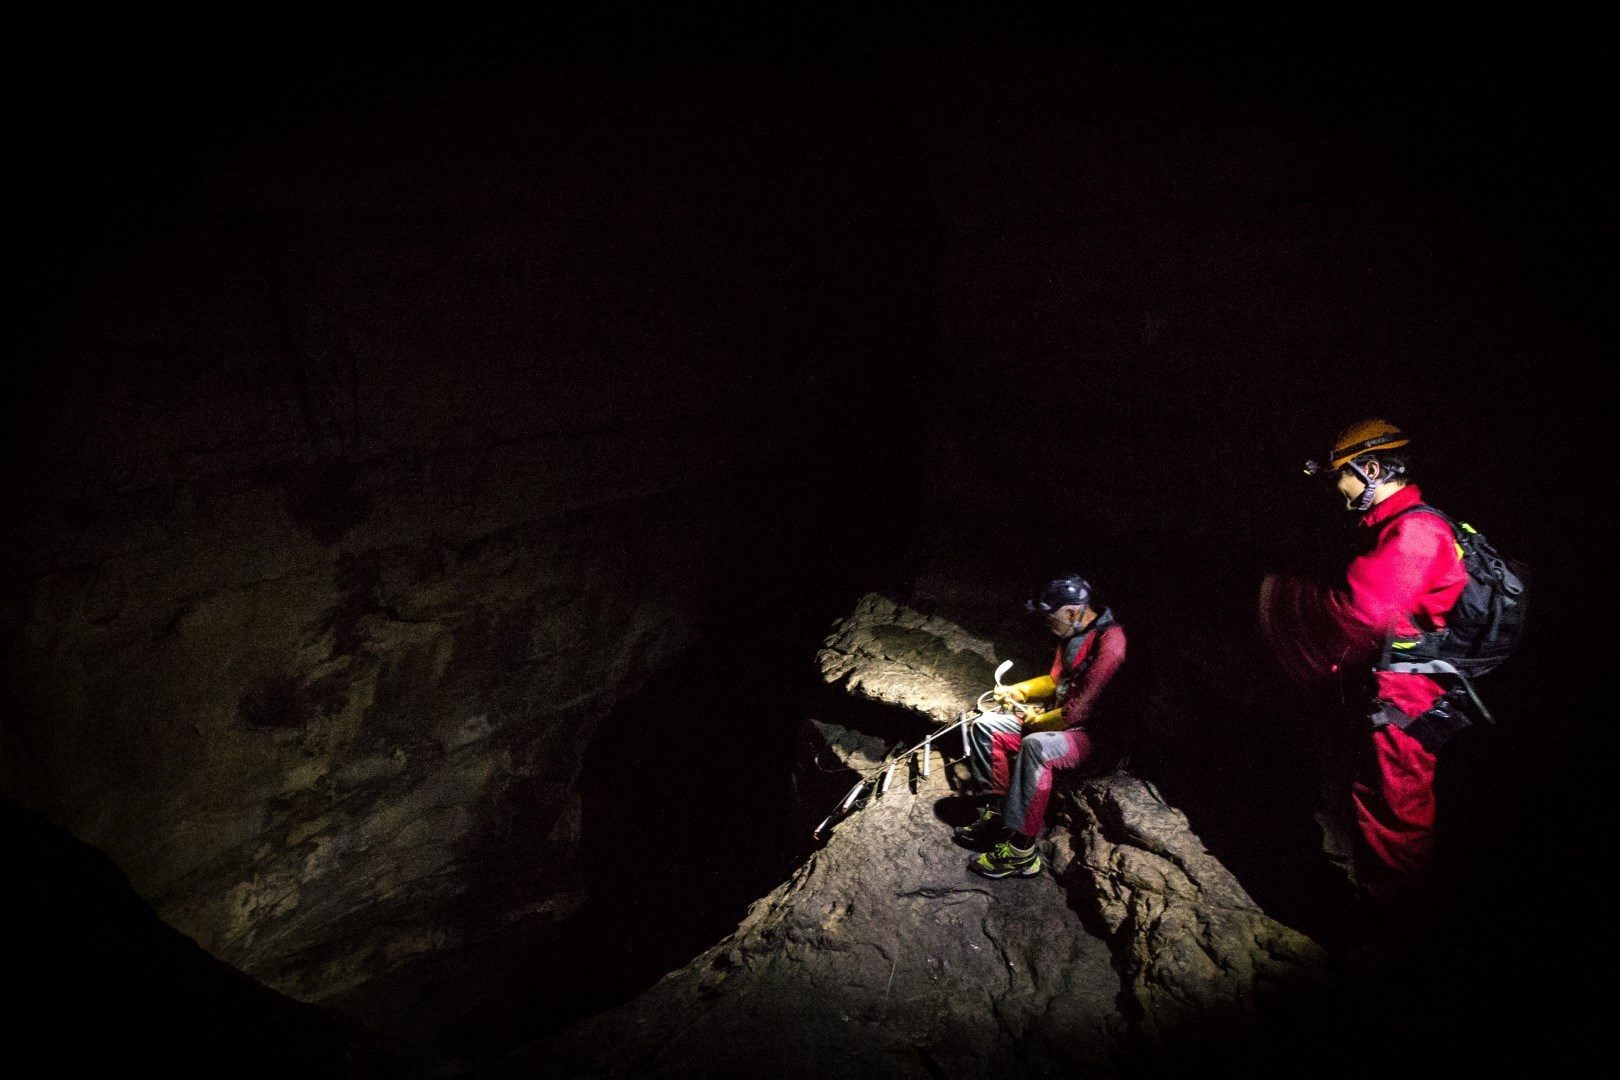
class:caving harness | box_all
[1056,608,1115,703]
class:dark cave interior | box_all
[5,7,1612,1077]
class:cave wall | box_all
[3,47,934,1001]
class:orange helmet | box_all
[1304,419,1410,475]
[1329,419,1409,469]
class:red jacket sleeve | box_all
[1260,571,1350,686]
[1062,625,1126,728]
[1260,514,1458,688]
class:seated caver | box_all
[958,573,1128,879]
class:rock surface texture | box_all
[817,593,1005,724]
[3,460,715,1004]
[489,595,1335,1078]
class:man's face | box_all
[1333,459,1384,510]
[1046,605,1085,636]
[1334,466,1365,509]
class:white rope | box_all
[811,661,1036,840]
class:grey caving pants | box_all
[967,714,1097,839]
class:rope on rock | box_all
[811,660,1031,842]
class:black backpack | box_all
[1379,504,1529,725]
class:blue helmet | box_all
[1026,573,1092,616]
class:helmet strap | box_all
[1346,457,1406,512]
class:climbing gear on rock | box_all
[953,805,1004,849]
[812,661,1028,842]
[969,839,1042,879]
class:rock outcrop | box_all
[487,734,1124,1080]
[488,594,1336,1078]
[1070,775,1331,1070]
[817,593,1007,724]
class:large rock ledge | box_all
[816,593,1003,723]
[486,594,1338,1078]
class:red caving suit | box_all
[1261,483,1468,920]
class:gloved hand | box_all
[998,674,1055,706]
[1021,709,1066,734]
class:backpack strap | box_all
[1380,502,1461,541]
[1388,502,1519,677]
[1379,502,1471,573]
[1060,607,1115,671]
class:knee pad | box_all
[1025,732,1067,763]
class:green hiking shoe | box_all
[969,839,1042,879]
[953,805,1003,848]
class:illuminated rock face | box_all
[817,593,1004,725]
[1,64,930,1006]
[4,427,721,1000]
[494,596,1335,1078]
